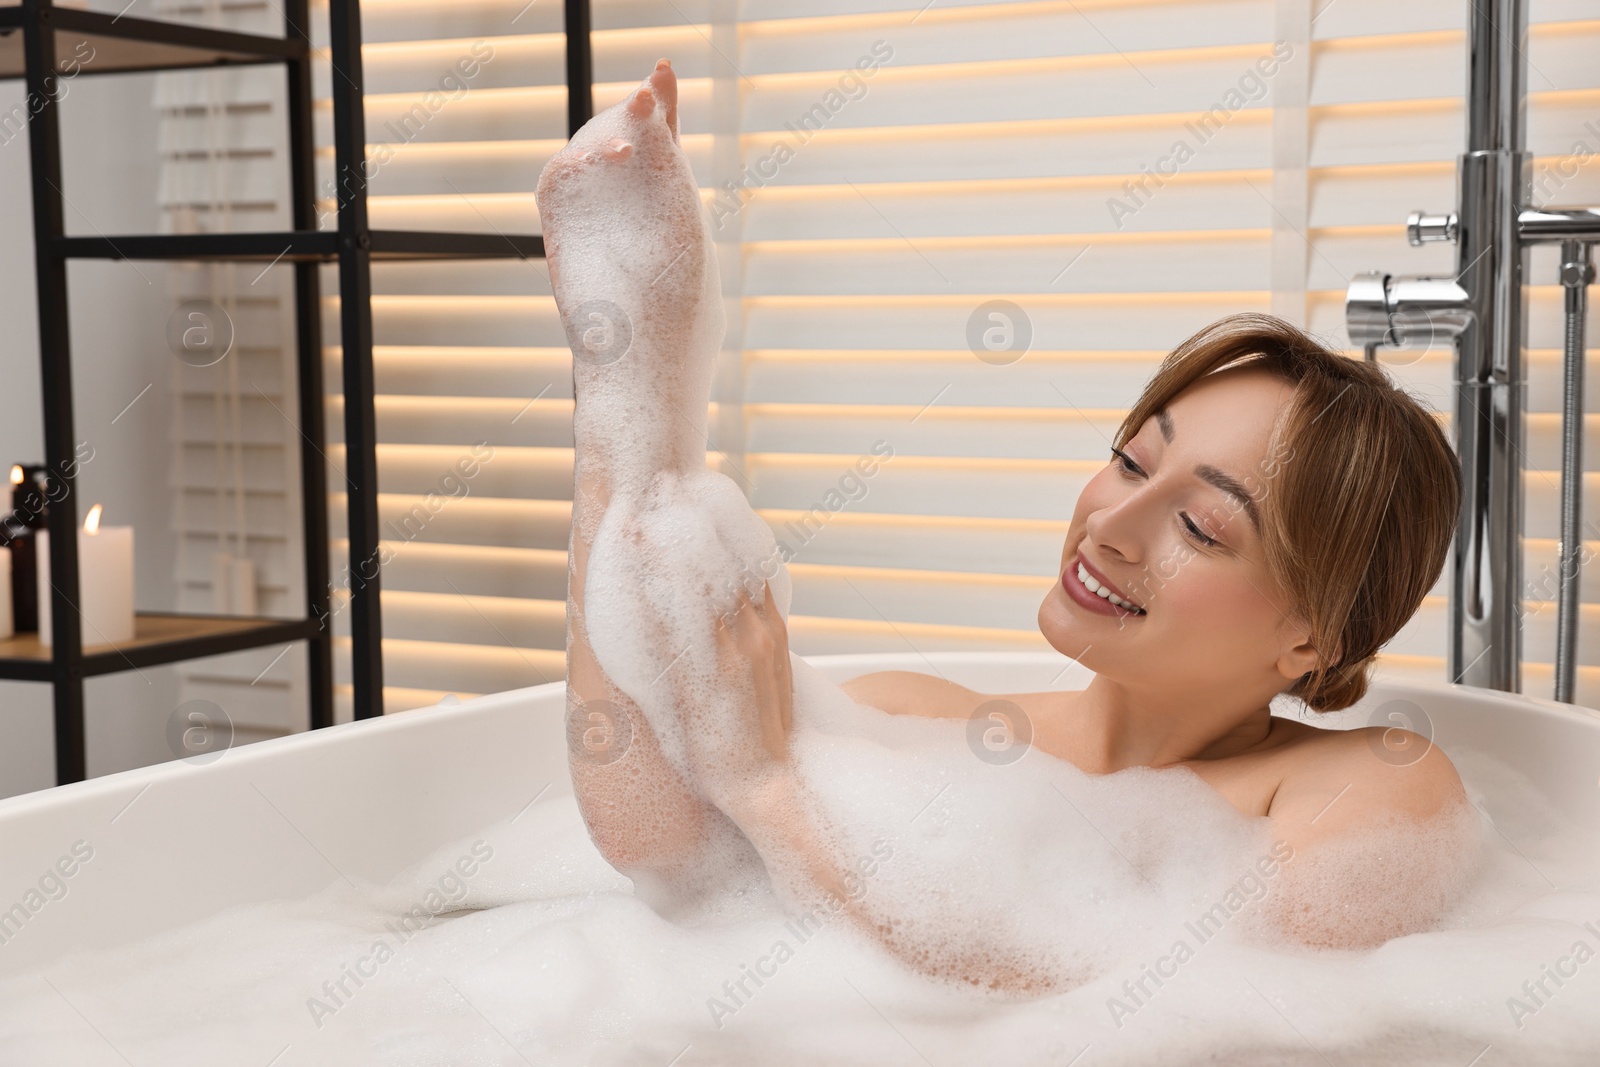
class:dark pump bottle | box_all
[3,465,49,634]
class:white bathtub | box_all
[2,649,1597,982]
[3,649,1600,1067]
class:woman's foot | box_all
[538,59,679,187]
[536,58,722,415]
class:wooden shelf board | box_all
[0,612,317,679]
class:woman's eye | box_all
[1182,514,1218,547]
[1111,448,1141,476]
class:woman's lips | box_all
[1062,554,1146,619]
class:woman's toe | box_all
[626,83,656,120]
[647,59,679,141]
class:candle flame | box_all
[8,466,21,485]
[84,504,103,535]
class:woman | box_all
[539,60,1482,990]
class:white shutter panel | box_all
[157,0,308,742]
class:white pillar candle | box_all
[37,505,136,648]
[0,546,12,641]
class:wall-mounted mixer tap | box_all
[1346,269,1473,363]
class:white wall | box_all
[0,71,181,797]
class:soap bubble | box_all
[165,699,234,765]
[1365,697,1434,766]
[166,300,235,367]
[566,299,634,366]
[967,299,1032,366]
[966,698,1033,766]
[567,697,633,765]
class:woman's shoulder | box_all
[1266,715,1472,832]
[838,670,986,720]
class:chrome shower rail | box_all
[1346,0,1598,700]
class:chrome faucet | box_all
[1347,0,1598,698]
[1345,270,1472,362]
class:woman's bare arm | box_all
[703,586,1059,994]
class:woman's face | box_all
[1037,366,1317,697]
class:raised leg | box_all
[540,61,782,912]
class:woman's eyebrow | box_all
[1195,464,1261,535]
[1155,405,1261,535]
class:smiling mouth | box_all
[1070,558,1147,615]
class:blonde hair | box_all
[1113,313,1461,712]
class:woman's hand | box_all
[712,579,794,765]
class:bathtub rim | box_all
[2,649,1596,818]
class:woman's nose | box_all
[1084,485,1148,566]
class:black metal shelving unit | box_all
[1,0,593,784]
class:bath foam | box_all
[1,764,1597,1066]
[771,660,1291,992]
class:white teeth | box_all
[1076,563,1145,614]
